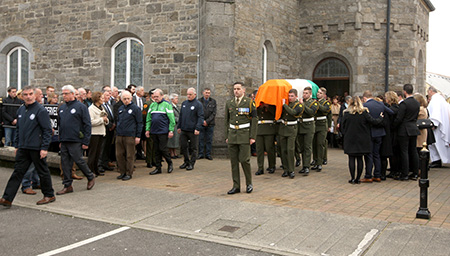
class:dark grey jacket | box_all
[14,101,52,150]
[199,97,216,126]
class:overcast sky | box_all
[426,0,449,76]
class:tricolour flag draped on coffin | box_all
[255,79,320,120]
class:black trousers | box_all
[61,142,94,187]
[398,135,419,177]
[151,133,172,168]
[2,149,54,202]
[88,135,104,175]
[348,155,363,181]
[180,130,198,165]
[99,129,114,167]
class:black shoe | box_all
[429,160,442,168]
[99,169,105,173]
[289,172,295,179]
[399,176,409,181]
[122,175,132,181]
[267,167,275,174]
[246,184,253,193]
[206,156,213,160]
[149,168,162,175]
[186,164,194,171]
[323,159,328,165]
[227,188,240,194]
[299,168,306,174]
[295,159,301,167]
[348,179,355,184]
[311,165,318,170]
[102,165,113,171]
[255,169,264,175]
[198,155,204,159]
[282,171,288,177]
[310,160,316,166]
[168,164,173,173]
[95,172,105,177]
[117,174,126,179]
[147,163,153,168]
[316,165,322,172]
[381,176,386,181]
[179,163,188,169]
[409,174,418,180]
[303,167,310,176]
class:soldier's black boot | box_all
[255,169,264,175]
[267,167,275,174]
[281,171,288,177]
[303,167,310,176]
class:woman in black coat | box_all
[380,91,399,179]
[342,96,383,184]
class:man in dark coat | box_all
[198,88,217,160]
[0,86,55,208]
[2,87,23,147]
[361,90,393,182]
[393,84,420,180]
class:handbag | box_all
[417,119,434,129]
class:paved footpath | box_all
[1,148,450,255]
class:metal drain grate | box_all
[218,225,240,233]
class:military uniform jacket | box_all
[315,98,331,131]
[298,98,319,134]
[278,101,303,137]
[257,104,277,136]
[225,96,257,144]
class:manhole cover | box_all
[219,225,240,233]
[202,219,259,239]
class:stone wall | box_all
[297,0,431,96]
[0,0,200,98]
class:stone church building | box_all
[0,0,434,143]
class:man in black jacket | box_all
[393,84,420,180]
[56,85,95,195]
[0,86,55,208]
[2,87,23,147]
[178,88,204,170]
[198,88,216,160]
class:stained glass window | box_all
[7,47,29,89]
[314,58,349,78]
[111,38,144,89]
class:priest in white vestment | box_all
[427,86,450,167]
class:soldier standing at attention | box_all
[278,89,303,179]
[311,87,331,172]
[225,82,257,194]
[297,87,319,176]
[254,103,277,175]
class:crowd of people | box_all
[0,82,449,208]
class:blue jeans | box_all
[21,163,40,191]
[4,127,16,147]
[198,125,214,157]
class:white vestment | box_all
[428,93,450,163]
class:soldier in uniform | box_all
[278,89,303,178]
[225,82,257,194]
[311,87,331,172]
[255,103,277,175]
[297,86,319,176]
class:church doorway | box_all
[312,58,350,98]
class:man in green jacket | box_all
[297,87,319,176]
[145,89,176,175]
[225,82,257,194]
[312,87,331,172]
[278,89,303,178]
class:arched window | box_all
[313,58,349,79]
[262,40,276,83]
[7,47,29,89]
[262,44,268,83]
[111,38,144,89]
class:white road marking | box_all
[349,229,379,256]
[37,226,130,256]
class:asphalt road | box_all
[0,207,278,256]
